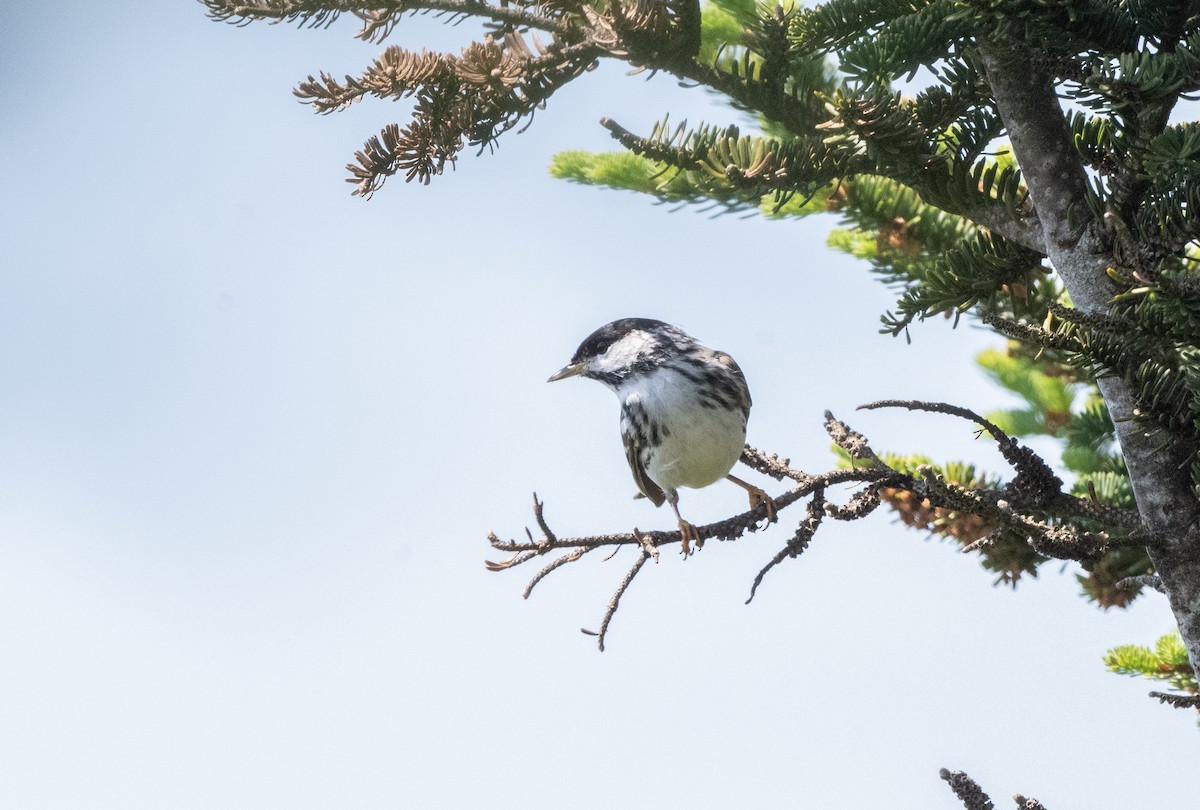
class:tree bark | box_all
[979,45,1200,676]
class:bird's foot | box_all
[678,519,703,556]
[747,486,778,524]
[484,552,525,572]
[727,474,778,525]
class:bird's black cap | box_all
[570,318,670,364]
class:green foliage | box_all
[880,233,1044,334]
[792,0,933,53]
[837,0,971,87]
[549,149,740,209]
[775,0,1199,616]
[548,147,831,216]
[700,0,754,62]
[1106,631,1198,693]
[819,171,1045,335]
[700,0,764,81]
[550,150,664,191]
[977,348,1075,432]
[1138,122,1200,249]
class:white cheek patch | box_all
[592,331,651,375]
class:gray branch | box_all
[979,43,1200,678]
[947,198,1046,254]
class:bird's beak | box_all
[547,362,584,383]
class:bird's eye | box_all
[575,334,617,363]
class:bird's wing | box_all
[713,351,752,419]
[621,413,667,507]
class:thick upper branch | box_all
[980,41,1200,674]
[978,48,1100,279]
[979,45,1186,513]
[950,196,1045,254]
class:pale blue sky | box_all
[2,4,1197,808]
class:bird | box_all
[548,317,776,554]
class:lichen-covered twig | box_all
[1118,574,1165,593]
[487,405,1151,650]
[939,769,997,810]
[1149,690,1200,709]
[746,485,824,604]
[941,768,1049,809]
[861,399,1144,531]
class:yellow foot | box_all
[727,474,778,524]
[678,519,703,556]
[747,487,778,524]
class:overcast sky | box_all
[3,3,1198,808]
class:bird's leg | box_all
[727,474,778,524]
[666,490,702,555]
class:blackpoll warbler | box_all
[549,318,776,554]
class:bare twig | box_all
[530,492,558,543]
[488,447,895,648]
[861,399,1010,443]
[962,531,998,553]
[488,470,862,559]
[483,547,537,571]
[523,546,596,599]
[583,550,652,652]
[861,399,1063,500]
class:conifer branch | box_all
[204,0,571,36]
[598,118,703,171]
[951,201,1045,254]
[981,41,1200,679]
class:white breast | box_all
[618,365,747,492]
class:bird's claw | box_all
[678,519,703,556]
[485,552,524,571]
[727,474,778,526]
[747,487,778,524]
